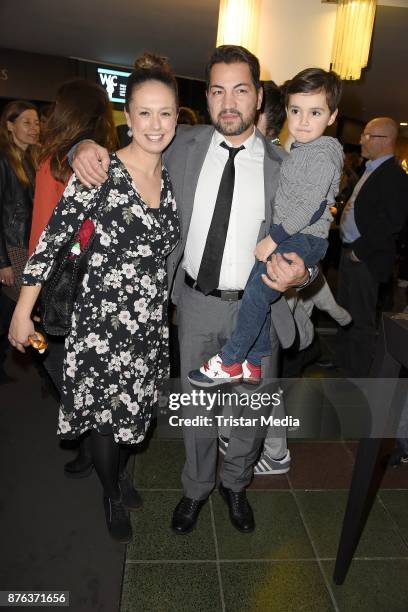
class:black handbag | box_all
[40,183,108,336]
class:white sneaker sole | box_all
[187,375,242,388]
[254,451,291,476]
[254,464,290,475]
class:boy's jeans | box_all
[221,231,328,366]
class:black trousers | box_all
[336,248,379,377]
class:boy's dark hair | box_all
[260,81,286,138]
[205,45,260,90]
[284,68,342,113]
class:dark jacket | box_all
[352,157,408,282]
[0,154,34,268]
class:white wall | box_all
[256,0,337,84]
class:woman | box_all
[29,80,118,255]
[29,79,118,478]
[0,101,39,379]
[9,54,180,543]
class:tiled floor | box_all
[3,280,406,611]
[120,316,408,612]
[119,435,408,612]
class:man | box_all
[337,117,408,377]
[72,46,312,533]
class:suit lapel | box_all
[356,156,395,199]
[180,128,214,238]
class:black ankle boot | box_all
[103,496,132,543]
[119,471,143,510]
[64,436,93,478]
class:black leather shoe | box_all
[103,496,132,544]
[64,453,93,478]
[219,483,255,533]
[315,359,336,369]
[119,471,143,510]
[171,496,205,534]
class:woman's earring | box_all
[127,128,133,138]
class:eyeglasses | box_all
[361,133,389,140]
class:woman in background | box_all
[0,101,39,381]
[29,80,117,253]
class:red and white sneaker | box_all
[188,354,243,388]
[242,360,262,385]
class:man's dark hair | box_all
[205,45,261,90]
[283,68,342,113]
[260,81,286,138]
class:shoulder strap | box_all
[82,176,111,225]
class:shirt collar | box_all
[213,127,263,158]
[365,154,393,173]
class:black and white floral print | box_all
[23,154,179,444]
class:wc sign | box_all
[97,67,131,103]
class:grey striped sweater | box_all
[270,136,344,243]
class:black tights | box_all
[89,431,132,499]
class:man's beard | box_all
[213,108,257,136]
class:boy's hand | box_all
[255,236,277,262]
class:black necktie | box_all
[196,142,244,295]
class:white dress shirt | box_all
[183,129,265,290]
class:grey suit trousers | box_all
[177,281,286,499]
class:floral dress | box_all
[23,154,179,444]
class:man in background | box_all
[337,117,408,377]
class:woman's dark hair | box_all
[205,45,261,90]
[260,81,286,138]
[39,79,118,183]
[283,68,342,113]
[0,100,39,185]
[125,52,178,111]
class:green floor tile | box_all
[121,562,222,612]
[323,560,408,612]
[296,491,408,558]
[126,491,216,561]
[134,440,185,489]
[213,491,315,560]
[222,561,334,612]
[380,490,408,546]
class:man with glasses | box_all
[336,117,408,376]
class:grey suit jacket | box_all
[164,124,296,349]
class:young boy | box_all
[188,67,344,387]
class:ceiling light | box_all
[331,0,376,80]
[400,122,408,126]
[216,0,261,54]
